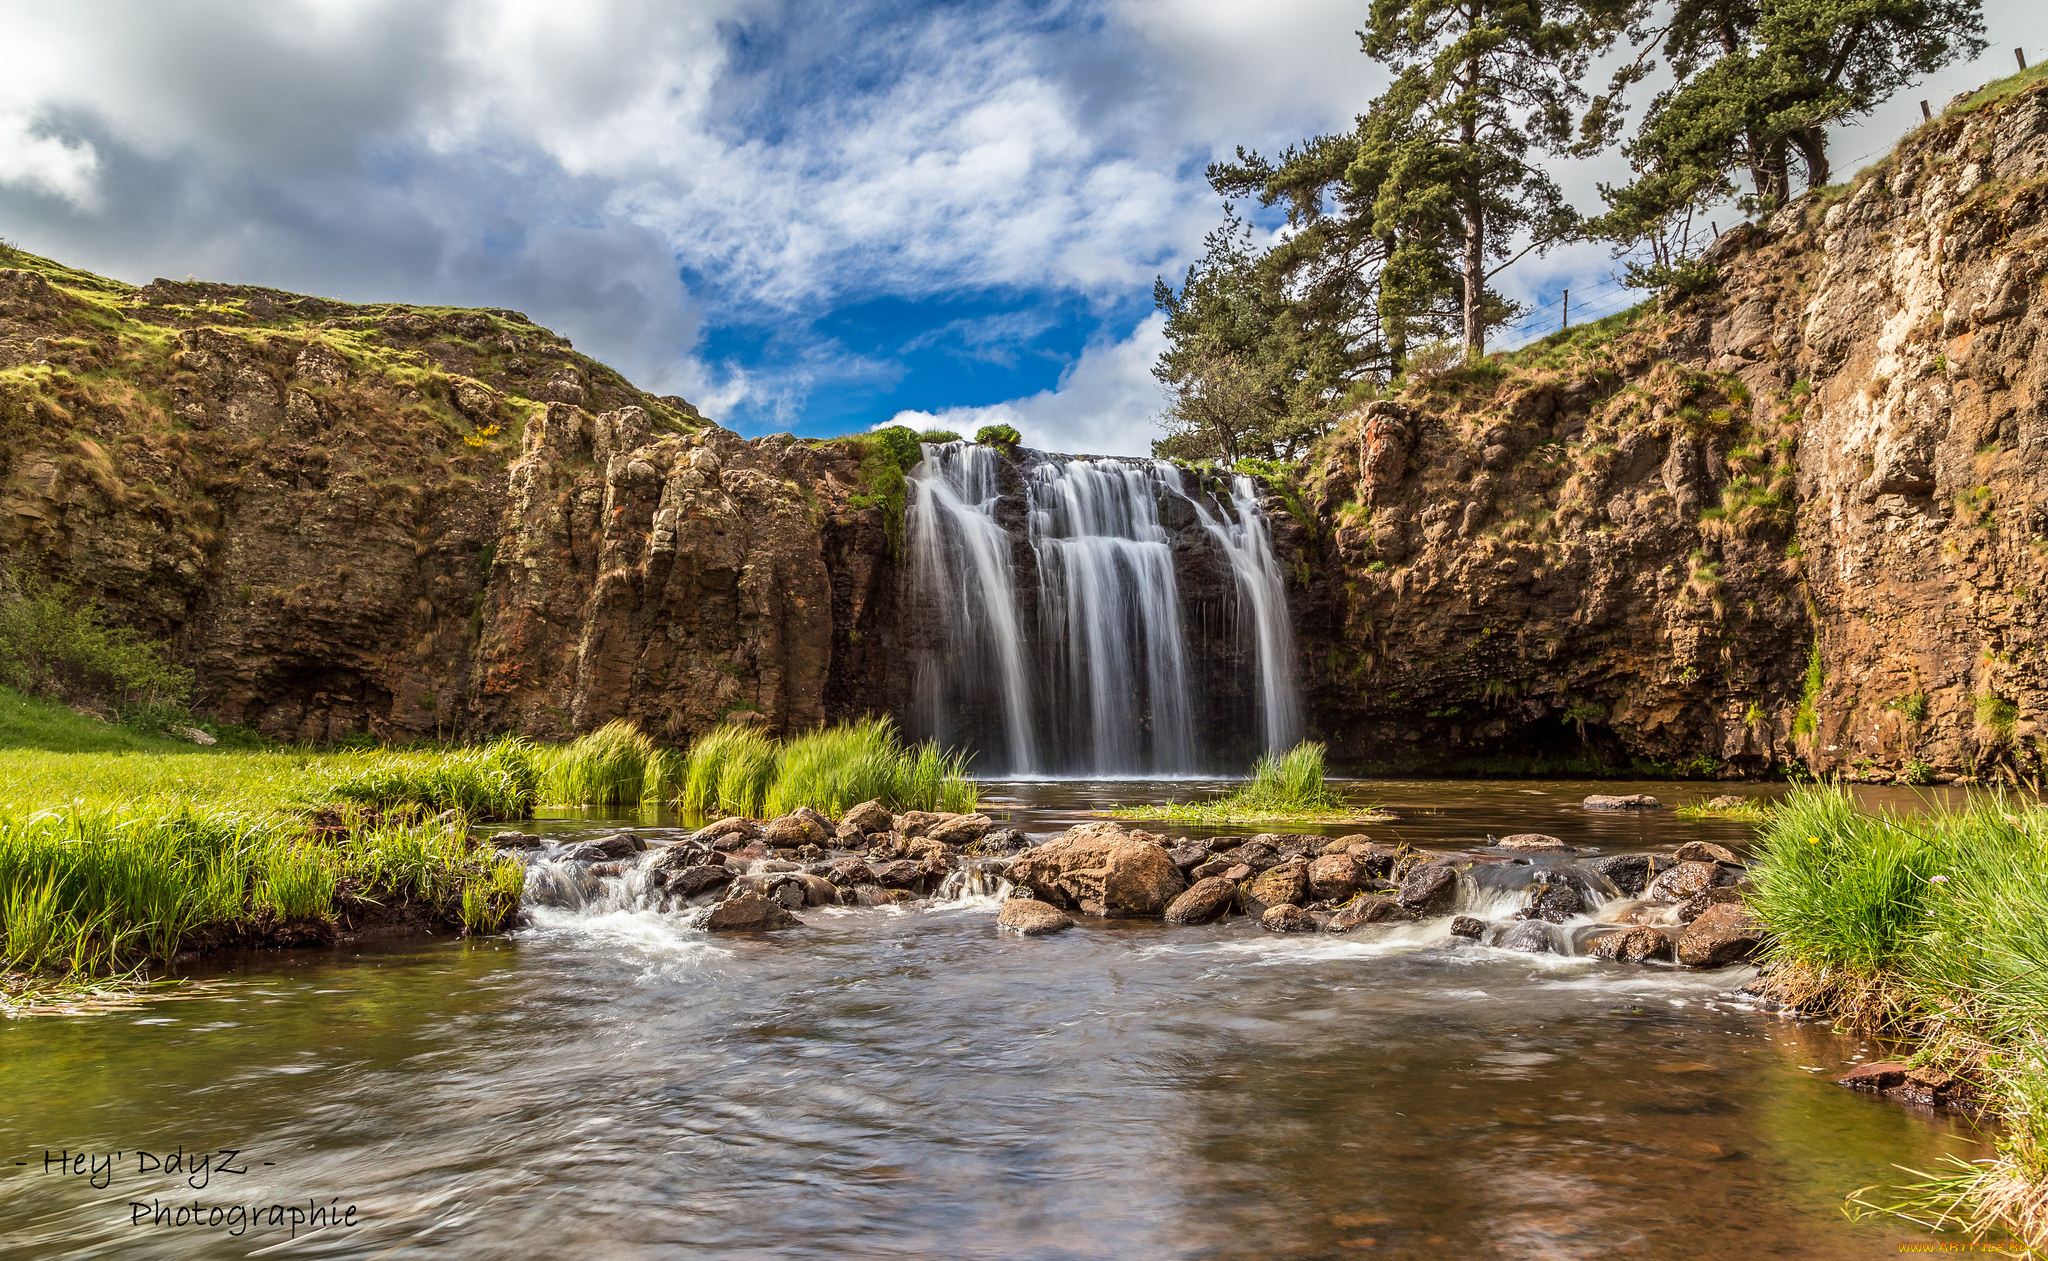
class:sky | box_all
[0,1,2034,456]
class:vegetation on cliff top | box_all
[1749,789,2048,1251]
[1151,0,1988,463]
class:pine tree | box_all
[1360,0,1628,357]
[1589,0,1986,260]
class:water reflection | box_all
[0,780,1991,1260]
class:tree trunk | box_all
[1792,127,1830,190]
[1461,42,1484,359]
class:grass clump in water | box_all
[1748,788,2048,1252]
[1674,797,1771,822]
[674,717,974,819]
[537,719,654,809]
[1110,741,1389,824]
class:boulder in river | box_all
[699,893,802,931]
[1706,795,1749,810]
[970,828,1031,856]
[1448,915,1487,939]
[837,800,893,838]
[1675,886,1748,923]
[1498,919,1562,953]
[927,813,993,845]
[763,813,829,848]
[586,832,646,859]
[1646,861,1721,903]
[1676,902,1766,966]
[1496,833,1568,852]
[489,831,544,849]
[1522,884,1584,924]
[1397,865,1459,916]
[1346,842,1402,878]
[1167,844,1210,874]
[1582,794,1661,811]
[1165,877,1237,924]
[997,897,1074,936]
[1261,904,1316,932]
[1004,822,1186,917]
[821,857,875,887]
[662,865,736,899]
[867,859,928,890]
[1307,853,1362,901]
[1327,896,1414,932]
[1586,854,1661,895]
[1590,926,1673,963]
[695,817,760,843]
[1673,841,1741,865]
[897,810,953,837]
[1242,863,1309,917]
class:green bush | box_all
[974,423,1022,448]
[0,568,191,705]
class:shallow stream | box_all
[0,780,1988,1258]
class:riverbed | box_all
[0,780,1987,1259]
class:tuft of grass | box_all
[672,718,975,820]
[1749,789,2048,1252]
[1112,741,1389,824]
[538,719,654,808]
[1675,798,1770,821]
[326,735,540,821]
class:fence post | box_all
[1562,289,1569,332]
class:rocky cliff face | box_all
[1296,78,2048,782]
[3,79,2042,778]
[0,259,894,743]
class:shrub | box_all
[974,423,1022,448]
[0,568,191,705]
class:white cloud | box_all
[883,312,1169,457]
[0,0,2032,434]
[0,114,98,206]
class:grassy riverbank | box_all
[0,715,976,1003]
[1110,742,1392,825]
[1748,789,2048,1251]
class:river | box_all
[0,780,1987,1259]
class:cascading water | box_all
[904,442,1305,776]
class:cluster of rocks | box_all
[505,808,1770,969]
[500,803,1026,932]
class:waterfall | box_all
[905,442,1304,777]
[1186,472,1304,756]
[904,443,1038,773]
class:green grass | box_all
[0,741,532,997]
[0,687,197,753]
[1675,798,1771,822]
[1111,741,1390,824]
[1749,789,2048,1251]
[674,717,974,820]
[536,719,653,809]
[326,736,542,820]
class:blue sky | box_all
[0,0,2035,454]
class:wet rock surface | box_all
[997,897,1074,936]
[518,803,1773,978]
